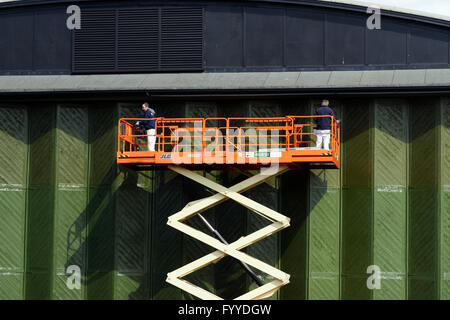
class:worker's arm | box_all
[137,110,154,128]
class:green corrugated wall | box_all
[0,97,449,300]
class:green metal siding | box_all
[372,99,408,300]
[440,98,450,300]
[0,104,28,300]
[409,98,439,299]
[341,99,373,300]
[308,99,342,300]
[25,105,56,300]
[0,97,449,300]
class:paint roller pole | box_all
[197,213,265,287]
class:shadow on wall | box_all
[65,164,169,300]
[62,101,187,300]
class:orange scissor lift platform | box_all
[116,115,340,300]
[117,116,340,170]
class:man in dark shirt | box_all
[314,100,334,150]
[136,102,156,151]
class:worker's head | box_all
[142,102,150,111]
[321,99,329,106]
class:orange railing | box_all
[117,116,340,167]
[288,115,340,157]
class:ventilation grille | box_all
[161,8,203,70]
[73,7,203,73]
[73,10,116,72]
[118,9,159,71]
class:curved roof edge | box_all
[318,0,450,22]
[1,69,450,94]
[0,0,449,27]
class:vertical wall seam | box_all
[50,104,58,299]
[149,165,156,299]
[370,99,375,300]
[437,97,442,300]
[113,104,119,299]
[306,100,312,300]
[22,104,31,300]
[371,98,375,277]
[85,105,92,300]
[143,169,150,299]
[306,171,310,300]
[405,99,410,300]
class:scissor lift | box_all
[117,116,340,300]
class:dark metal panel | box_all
[33,9,71,71]
[408,23,449,64]
[114,183,149,298]
[285,8,324,67]
[205,6,243,67]
[325,12,366,66]
[279,170,309,300]
[0,11,34,71]
[1,0,450,30]
[366,18,408,65]
[73,10,116,73]
[245,7,283,67]
[151,170,184,300]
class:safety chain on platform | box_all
[165,165,291,300]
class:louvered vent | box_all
[161,8,203,70]
[73,10,116,73]
[73,7,204,73]
[118,9,159,71]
